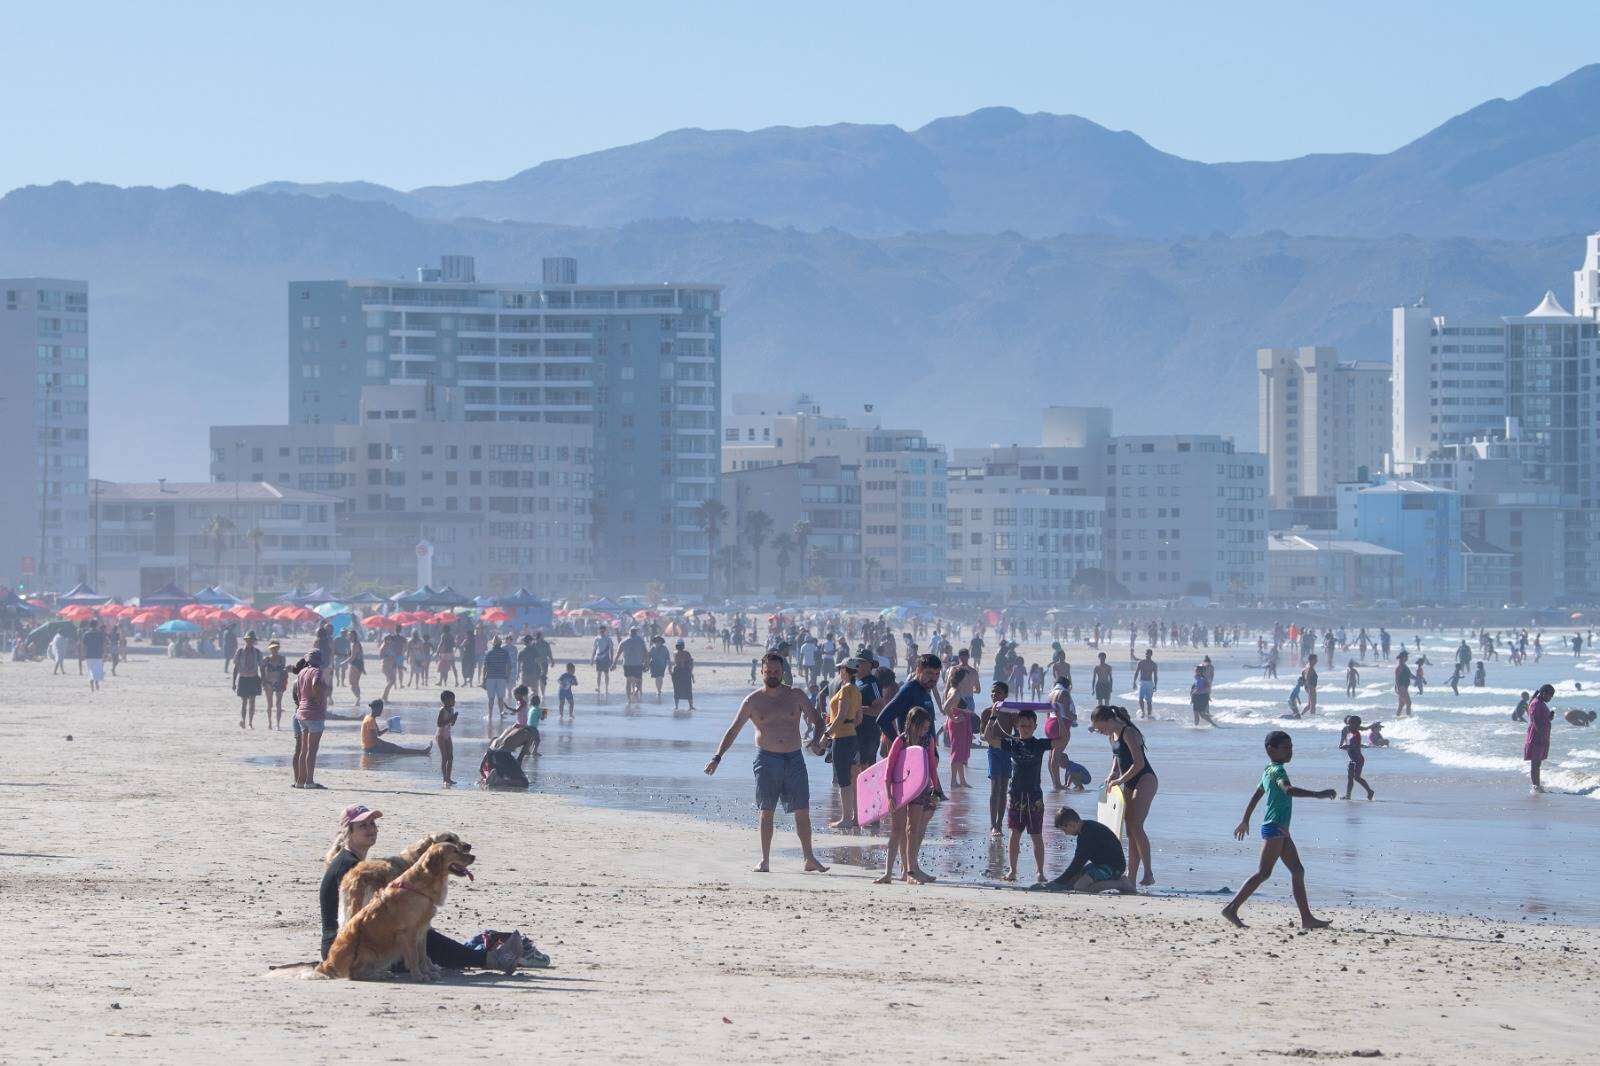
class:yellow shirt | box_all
[827,682,861,738]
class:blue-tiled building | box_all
[1338,480,1463,603]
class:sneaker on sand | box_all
[519,935,551,968]
[486,933,521,975]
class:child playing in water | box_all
[981,681,1012,838]
[1221,730,1337,930]
[437,690,458,787]
[1512,691,1530,722]
[1287,676,1304,718]
[1345,660,1359,697]
[1339,716,1376,800]
[511,685,545,756]
[875,705,941,885]
[557,663,578,721]
[1366,722,1388,747]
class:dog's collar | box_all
[387,879,439,905]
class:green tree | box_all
[792,520,812,584]
[772,532,795,593]
[246,525,265,597]
[741,509,774,594]
[697,498,729,597]
[203,514,236,584]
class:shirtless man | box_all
[1132,649,1158,720]
[705,651,830,874]
[1092,652,1114,708]
[1300,653,1319,716]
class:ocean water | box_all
[251,635,1600,924]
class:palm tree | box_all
[772,532,795,593]
[792,519,812,584]
[203,514,236,584]
[715,545,746,596]
[246,526,265,596]
[742,509,773,593]
[807,546,829,598]
[697,498,729,596]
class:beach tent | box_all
[472,595,498,608]
[58,582,111,606]
[138,582,194,608]
[193,585,244,606]
[582,597,625,612]
[496,587,553,627]
[430,585,473,608]
[390,586,440,607]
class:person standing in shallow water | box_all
[704,652,829,874]
[1524,683,1555,793]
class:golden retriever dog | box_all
[338,831,471,925]
[316,841,476,980]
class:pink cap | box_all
[340,804,382,826]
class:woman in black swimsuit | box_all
[1090,705,1158,888]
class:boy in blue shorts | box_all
[980,681,1011,838]
[1222,730,1336,929]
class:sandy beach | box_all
[3,637,1597,1064]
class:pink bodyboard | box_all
[855,744,930,826]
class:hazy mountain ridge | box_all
[0,182,1581,481]
[242,65,1600,240]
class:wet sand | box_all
[2,638,1597,1064]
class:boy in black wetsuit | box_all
[983,707,1052,884]
[1036,807,1132,893]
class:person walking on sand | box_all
[942,667,974,789]
[671,640,696,710]
[704,651,830,873]
[1090,705,1157,888]
[1339,715,1376,800]
[1525,683,1555,793]
[262,639,289,729]
[291,649,331,789]
[346,630,366,705]
[230,630,263,728]
[823,657,863,828]
[437,690,459,787]
[481,636,511,732]
[1133,649,1158,720]
[1221,730,1337,930]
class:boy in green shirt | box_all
[1221,730,1337,929]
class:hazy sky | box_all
[3,1,1594,193]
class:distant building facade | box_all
[287,255,719,593]
[91,481,345,599]
[1266,532,1401,605]
[1338,480,1463,603]
[946,446,1106,602]
[1,279,90,592]
[213,385,592,595]
[722,457,862,593]
[1257,346,1390,504]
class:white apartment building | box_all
[90,481,346,599]
[724,391,828,446]
[213,384,593,595]
[1257,346,1390,503]
[946,446,1106,602]
[1,279,90,592]
[1575,231,1600,320]
[1106,435,1269,601]
[1391,302,1508,465]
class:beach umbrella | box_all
[481,608,512,623]
[229,606,268,621]
[57,604,95,621]
[155,619,200,634]
[360,614,390,628]
[313,602,352,619]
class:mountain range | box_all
[3,64,1599,481]
[249,64,1600,241]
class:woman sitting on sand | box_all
[318,805,530,972]
[359,700,432,756]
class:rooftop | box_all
[1268,533,1401,556]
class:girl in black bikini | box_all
[1090,705,1158,888]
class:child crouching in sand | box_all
[1222,730,1337,930]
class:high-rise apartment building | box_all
[1390,302,1508,465]
[1,280,90,592]
[288,256,720,592]
[1575,231,1600,320]
[1257,346,1390,504]
[214,385,592,594]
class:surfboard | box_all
[855,744,930,826]
[1097,784,1127,840]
